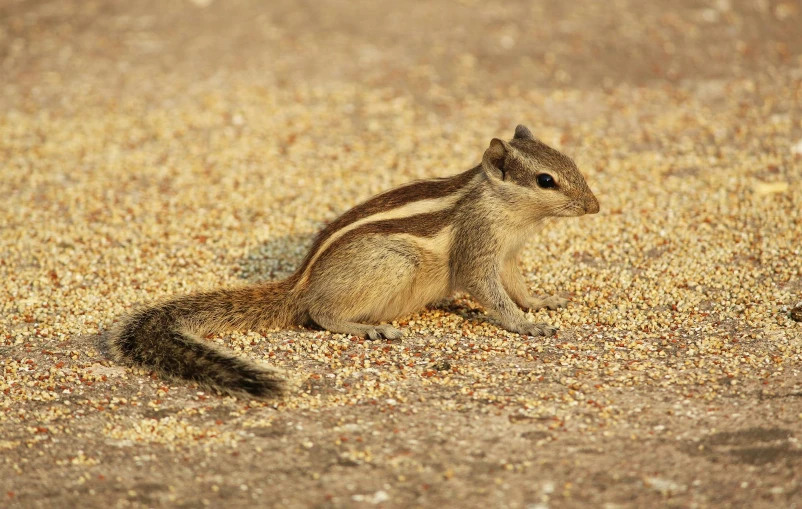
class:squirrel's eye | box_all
[536,174,556,189]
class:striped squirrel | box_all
[105,125,600,399]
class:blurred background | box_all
[2,0,800,106]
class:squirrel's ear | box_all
[513,124,534,140]
[482,138,510,181]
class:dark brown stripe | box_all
[294,166,480,274]
[308,208,454,272]
[505,157,536,187]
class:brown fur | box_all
[104,125,600,399]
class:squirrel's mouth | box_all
[559,198,600,216]
[550,203,586,217]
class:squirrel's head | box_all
[481,124,600,219]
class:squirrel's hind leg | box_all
[302,234,433,339]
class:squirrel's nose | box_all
[585,196,600,215]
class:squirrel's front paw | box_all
[526,295,568,311]
[508,321,558,337]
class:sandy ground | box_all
[2,0,802,507]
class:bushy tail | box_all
[104,280,299,399]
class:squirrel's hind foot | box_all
[310,313,403,341]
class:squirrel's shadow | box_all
[234,233,312,283]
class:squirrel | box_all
[104,125,600,399]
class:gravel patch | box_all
[1,0,801,508]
